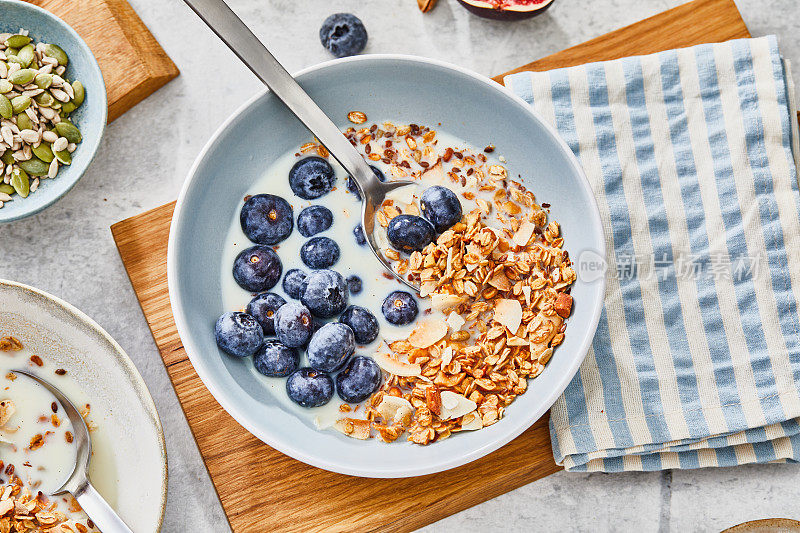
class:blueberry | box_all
[421,186,462,232]
[240,194,293,245]
[347,165,385,201]
[273,302,313,347]
[353,224,367,246]
[346,275,362,295]
[297,205,333,237]
[286,368,334,408]
[307,322,355,372]
[319,13,367,58]
[289,156,335,200]
[339,305,379,345]
[253,339,299,377]
[214,312,263,357]
[233,245,282,292]
[336,356,382,403]
[282,268,307,300]
[386,214,436,253]
[246,292,286,335]
[301,269,348,318]
[381,291,418,325]
[300,236,340,269]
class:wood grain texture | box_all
[111,1,762,530]
[26,0,179,122]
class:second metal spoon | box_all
[183,0,418,291]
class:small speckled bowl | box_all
[169,55,605,478]
[0,0,107,223]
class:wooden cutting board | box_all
[25,0,178,122]
[111,0,753,531]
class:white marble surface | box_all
[1,0,799,531]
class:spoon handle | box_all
[74,481,134,533]
[182,0,378,194]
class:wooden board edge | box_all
[493,0,750,82]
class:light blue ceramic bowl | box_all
[169,55,606,477]
[0,0,106,222]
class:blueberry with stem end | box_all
[240,194,293,245]
[289,156,335,200]
[253,340,299,377]
[319,13,367,58]
[246,292,286,335]
[214,312,263,357]
[273,302,313,347]
[301,269,348,318]
[233,245,282,292]
[282,268,307,300]
[381,291,418,325]
[286,368,334,408]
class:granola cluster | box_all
[325,114,576,445]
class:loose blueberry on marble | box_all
[421,185,462,233]
[346,274,362,295]
[289,156,335,200]
[301,269,348,318]
[245,292,286,335]
[386,214,436,253]
[353,224,367,246]
[282,268,307,300]
[347,165,385,201]
[240,194,294,245]
[319,13,367,58]
[253,339,299,378]
[233,245,283,292]
[300,236,340,269]
[286,368,334,408]
[339,305,379,345]
[273,302,313,348]
[307,322,355,372]
[382,291,418,325]
[297,205,333,237]
[336,356,382,403]
[214,311,264,357]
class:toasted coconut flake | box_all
[408,319,448,349]
[446,311,466,332]
[376,395,413,426]
[334,418,372,440]
[439,391,477,420]
[385,184,419,205]
[460,411,483,431]
[488,271,513,292]
[513,221,536,247]
[0,399,15,427]
[494,298,522,333]
[430,293,467,310]
[374,352,421,377]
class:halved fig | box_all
[457,0,555,21]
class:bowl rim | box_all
[168,54,606,477]
[0,278,167,529]
[0,0,107,223]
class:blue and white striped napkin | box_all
[505,36,800,471]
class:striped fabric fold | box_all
[505,36,800,471]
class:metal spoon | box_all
[182,0,419,291]
[13,369,134,533]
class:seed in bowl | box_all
[0,29,86,208]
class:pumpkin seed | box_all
[54,149,71,165]
[11,95,31,114]
[9,68,36,85]
[5,35,31,48]
[10,170,30,198]
[1,150,13,165]
[0,183,14,195]
[34,73,53,89]
[16,45,34,68]
[55,121,81,143]
[71,81,84,107]
[61,101,76,115]
[16,113,32,131]
[0,95,11,119]
[42,44,68,66]
[35,92,54,107]
[18,157,49,176]
[6,55,23,66]
[32,142,54,163]
[0,80,12,93]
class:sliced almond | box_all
[506,336,528,346]
[460,410,483,431]
[494,298,522,333]
[446,311,466,332]
[333,418,372,440]
[430,293,467,311]
[408,319,448,348]
[0,400,15,427]
[439,391,477,420]
[488,271,513,292]
[513,221,536,247]
[373,352,421,377]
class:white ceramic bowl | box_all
[0,279,166,530]
[169,55,605,477]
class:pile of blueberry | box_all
[386,185,463,253]
[215,156,422,409]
